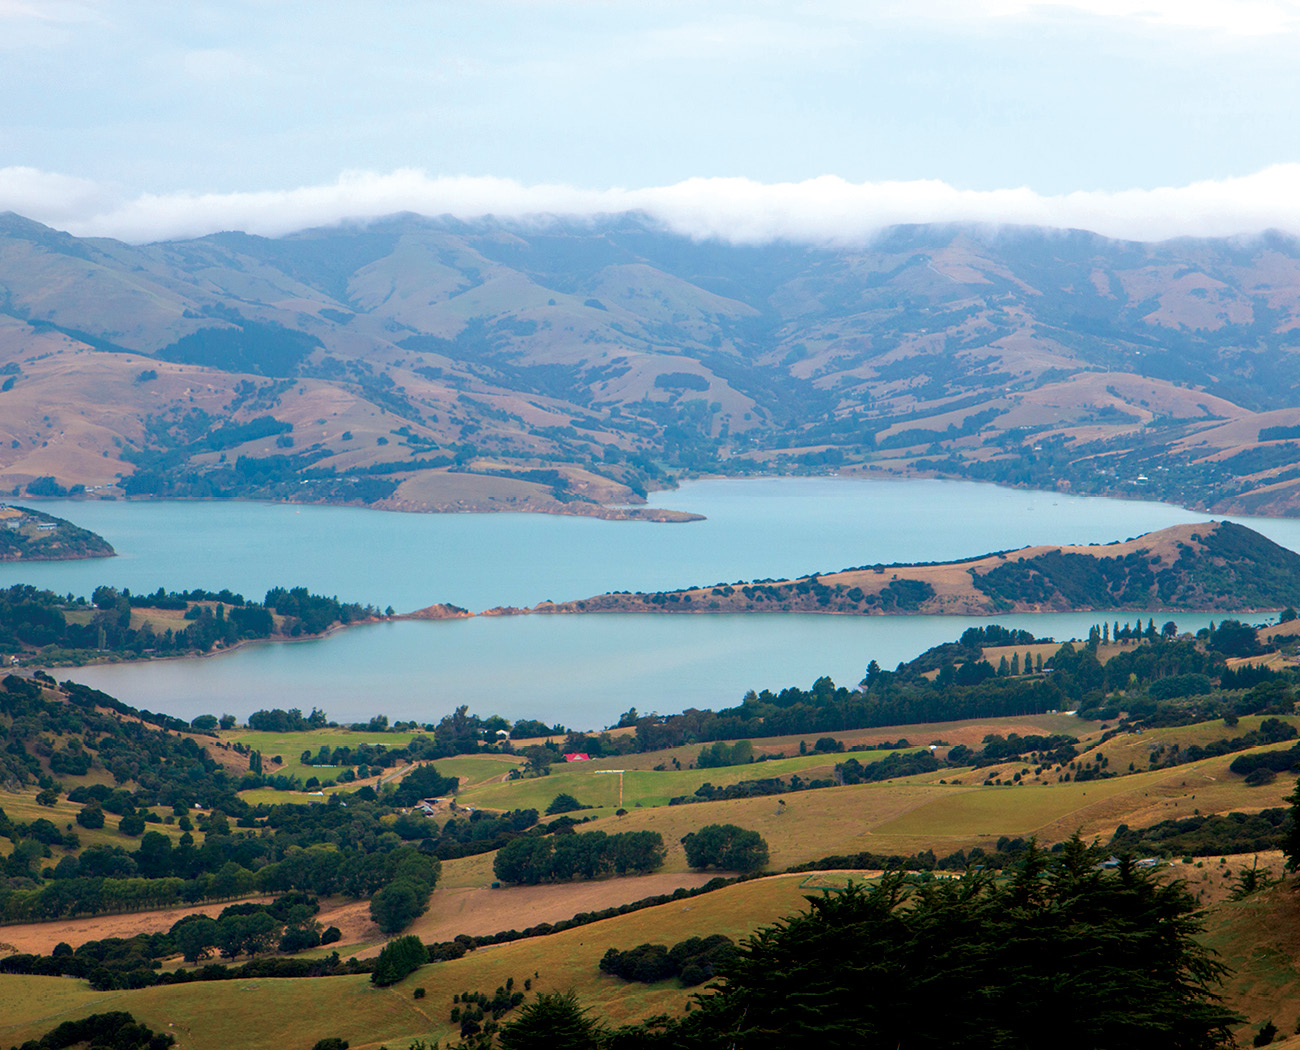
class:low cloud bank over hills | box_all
[4,166,1300,245]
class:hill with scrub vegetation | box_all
[2,611,1300,1045]
[5,213,1300,519]
[526,520,1300,617]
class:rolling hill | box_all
[2,212,1300,515]
[521,521,1300,616]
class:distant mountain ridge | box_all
[523,522,1300,617]
[1,211,1299,515]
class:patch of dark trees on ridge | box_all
[968,522,1300,612]
[0,581,385,662]
[586,523,1300,615]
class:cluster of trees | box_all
[0,582,384,662]
[599,934,736,987]
[681,824,769,873]
[674,774,833,805]
[170,895,335,962]
[947,732,1080,768]
[1146,717,1298,773]
[248,706,329,732]
[695,739,755,768]
[1110,809,1290,858]
[449,978,528,1044]
[263,586,378,635]
[492,829,665,884]
[1228,741,1300,782]
[835,751,941,784]
[18,1012,174,1051]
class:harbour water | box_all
[7,478,1295,727]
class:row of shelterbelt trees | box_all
[0,582,384,660]
[559,621,1296,754]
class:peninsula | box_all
[516,522,1300,617]
[0,504,114,561]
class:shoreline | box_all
[21,464,1300,526]
[26,600,1287,676]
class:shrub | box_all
[118,813,146,836]
[545,793,584,815]
[371,935,427,987]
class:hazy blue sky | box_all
[2,0,1299,241]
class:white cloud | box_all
[994,0,1300,35]
[5,165,1300,245]
[866,0,1300,35]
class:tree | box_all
[388,764,458,808]
[371,934,427,987]
[118,813,146,837]
[369,879,428,934]
[497,991,605,1049]
[521,746,553,778]
[546,793,584,815]
[721,829,769,873]
[670,839,1238,1048]
[76,804,105,829]
[1282,777,1300,872]
[494,836,554,885]
[174,916,219,963]
[683,824,769,873]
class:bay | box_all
[6,477,1297,728]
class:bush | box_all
[118,813,146,836]
[76,804,105,829]
[545,793,584,815]
[371,934,427,987]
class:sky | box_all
[1,0,1299,243]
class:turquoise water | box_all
[6,478,1297,728]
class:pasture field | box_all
[1072,714,1300,773]
[459,749,886,813]
[0,787,203,859]
[227,728,427,782]
[1199,878,1300,1047]
[561,712,1105,772]
[427,753,521,790]
[0,873,842,1050]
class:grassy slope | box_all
[0,874,830,1050]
